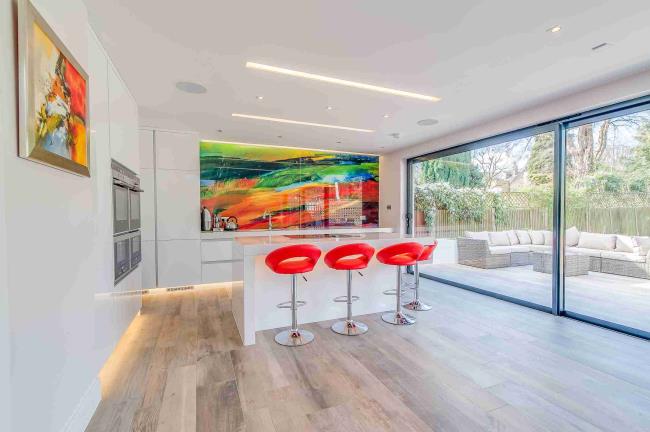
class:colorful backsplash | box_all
[200,141,379,230]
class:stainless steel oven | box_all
[112,160,143,284]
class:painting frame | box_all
[18,0,91,177]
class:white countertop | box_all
[233,232,435,256]
[201,226,393,240]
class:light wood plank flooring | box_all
[86,279,650,432]
[421,263,650,332]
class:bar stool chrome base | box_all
[275,329,314,346]
[382,311,416,325]
[331,319,368,336]
[403,299,432,311]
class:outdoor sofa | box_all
[457,227,650,279]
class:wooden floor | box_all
[86,280,650,432]
[421,263,650,332]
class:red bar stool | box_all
[404,241,438,311]
[376,242,424,325]
[324,243,375,336]
[265,244,322,346]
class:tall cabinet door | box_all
[154,130,201,287]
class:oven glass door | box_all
[129,189,141,230]
[114,235,131,282]
[131,233,141,266]
[113,183,130,234]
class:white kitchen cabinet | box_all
[141,240,157,289]
[157,240,201,287]
[201,262,233,284]
[139,129,154,169]
[108,63,139,172]
[155,130,199,171]
[201,239,233,262]
[155,169,200,240]
[140,168,155,242]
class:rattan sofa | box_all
[457,229,650,279]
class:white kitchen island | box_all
[231,232,436,345]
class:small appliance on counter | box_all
[201,206,212,231]
[224,216,239,231]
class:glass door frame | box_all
[406,94,650,340]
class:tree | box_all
[417,153,483,188]
[527,133,554,185]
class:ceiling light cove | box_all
[246,62,440,102]
[231,113,374,132]
[546,25,562,33]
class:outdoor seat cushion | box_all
[489,231,511,246]
[489,246,514,255]
[529,230,545,245]
[465,231,489,241]
[516,230,532,245]
[509,245,532,253]
[601,251,646,263]
[566,226,580,247]
[577,232,616,250]
[529,244,551,253]
[567,247,603,258]
[634,236,650,256]
[615,235,639,254]
[506,230,519,245]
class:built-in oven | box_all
[112,160,143,284]
[114,232,132,282]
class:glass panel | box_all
[565,109,650,333]
[129,190,140,229]
[414,131,555,308]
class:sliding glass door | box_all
[563,107,650,335]
[411,127,556,310]
[407,95,650,339]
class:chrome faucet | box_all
[263,210,273,230]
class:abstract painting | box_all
[200,141,379,230]
[18,0,90,176]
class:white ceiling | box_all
[84,0,650,154]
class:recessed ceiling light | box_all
[336,141,342,144]
[256,95,264,100]
[546,25,561,33]
[175,81,207,94]
[389,132,400,139]
[217,129,223,133]
[246,62,440,102]
[383,114,390,118]
[277,135,283,138]
[326,106,334,110]
[417,118,439,126]
[232,113,374,132]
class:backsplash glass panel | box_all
[200,141,379,230]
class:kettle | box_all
[225,216,239,231]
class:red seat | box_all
[324,243,375,271]
[376,242,423,267]
[418,241,438,262]
[265,244,322,274]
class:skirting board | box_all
[60,377,101,432]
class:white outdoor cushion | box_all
[529,230,545,245]
[601,251,646,263]
[489,246,512,255]
[542,230,553,246]
[516,230,532,245]
[634,236,650,255]
[615,235,638,254]
[577,232,616,250]
[529,244,552,253]
[489,231,511,246]
[509,245,532,253]
[465,231,489,241]
[567,247,603,258]
[566,226,580,247]
[506,230,519,245]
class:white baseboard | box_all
[60,377,101,432]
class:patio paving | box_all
[419,263,650,334]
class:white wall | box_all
[0,1,141,431]
[381,69,650,233]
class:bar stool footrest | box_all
[333,295,360,303]
[276,300,307,309]
[382,289,408,296]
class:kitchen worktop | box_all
[200,226,393,240]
